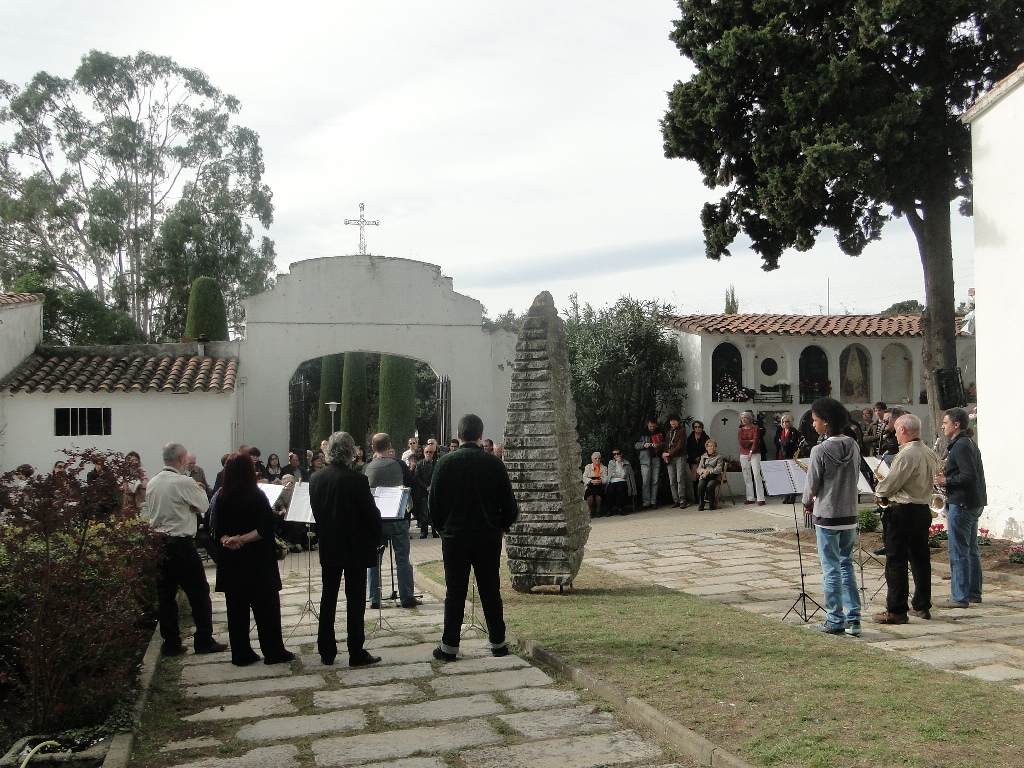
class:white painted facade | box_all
[0,298,43,384]
[964,64,1024,540]
[239,255,517,454]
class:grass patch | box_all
[419,560,1024,767]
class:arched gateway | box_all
[239,255,517,454]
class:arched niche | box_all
[881,342,913,405]
[709,408,742,461]
[712,342,743,402]
[959,343,977,402]
[798,345,829,403]
[839,343,871,403]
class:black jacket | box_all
[944,433,988,508]
[214,486,281,594]
[428,443,518,540]
[309,463,382,568]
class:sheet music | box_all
[258,483,285,506]
[285,482,315,524]
[760,460,806,495]
[372,486,411,520]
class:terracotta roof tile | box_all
[3,350,239,394]
[0,293,44,307]
[665,313,968,338]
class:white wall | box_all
[0,390,236,478]
[240,255,516,455]
[0,300,42,381]
[969,77,1024,539]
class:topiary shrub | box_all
[315,354,344,446]
[184,276,229,341]
[378,354,417,448]
[0,450,160,746]
[341,352,369,446]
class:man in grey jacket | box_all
[802,397,862,637]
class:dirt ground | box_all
[765,527,1024,577]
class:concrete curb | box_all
[414,570,755,768]
[102,624,165,767]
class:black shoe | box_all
[264,651,295,665]
[161,641,188,657]
[319,653,336,666]
[872,546,886,556]
[349,651,381,667]
[419,532,428,538]
[232,652,260,667]
[400,599,423,608]
[491,644,510,657]
[698,504,705,511]
[194,640,227,655]
[432,531,440,538]
[910,608,932,620]
[370,602,381,610]
[433,646,457,662]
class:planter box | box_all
[0,736,109,767]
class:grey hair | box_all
[896,413,921,436]
[162,442,186,465]
[326,431,356,467]
[591,451,602,461]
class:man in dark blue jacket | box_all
[429,414,518,661]
[935,408,988,609]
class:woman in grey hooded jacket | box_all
[801,397,862,636]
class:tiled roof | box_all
[0,293,44,307]
[665,313,948,337]
[3,350,238,394]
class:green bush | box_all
[858,506,880,533]
[340,352,369,445]
[183,276,229,341]
[378,355,417,448]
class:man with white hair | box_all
[145,442,227,656]
[872,414,939,624]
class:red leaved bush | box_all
[0,449,160,741]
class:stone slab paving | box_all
[577,501,1024,690]
[141,560,692,768]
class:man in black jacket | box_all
[429,414,519,661]
[309,431,383,667]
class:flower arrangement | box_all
[928,523,948,547]
[714,374,750,402]
[1008,543,1024,565]
[978,528,992,546]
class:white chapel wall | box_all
[968,75,1024,539]
[0,300,43,382]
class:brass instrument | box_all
[791,448,808,472]
[930,459,948,514]
[872,462,891,509]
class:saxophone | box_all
[791,448,808,472]
[930,459,948,514]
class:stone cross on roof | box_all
[344,202,380,255]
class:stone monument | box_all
[503,291,590,592]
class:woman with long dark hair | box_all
[214,453,294,666]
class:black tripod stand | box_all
[783,500,824,622]
[286,525,319,640]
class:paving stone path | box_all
[579,501,1024,689]
[147,562,694,768]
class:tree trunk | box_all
[907,190,959,444]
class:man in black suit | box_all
[309,431,383,667]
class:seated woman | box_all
[686,421,710,504]
[696,440,726,511]
[215,453,294,667]
[605,449,636,516]
[581,451,609,518]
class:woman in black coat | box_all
[773,414,802,504]
[685,420,710,505]
[215,453,294,666]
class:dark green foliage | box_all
[482,308,527,333]
[315,354,344,446]
[0,450,160,741]
[881,299,925,317]
[9,272,144,345]
[858,507,881,533]
[564,295,686,466]
[662,0,1024,432]
[0,50,275,340]
[340,352,369,447]
[183,276,229,341]
[413,360,439,443]
[378,355,417,448]
[724,285,739,314]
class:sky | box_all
[1,0,976,319]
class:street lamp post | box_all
[325,401,340,435]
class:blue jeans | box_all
[815,526,860,628]
[368,519,415,605]
[946,503,983,603]
[640,461,659,506]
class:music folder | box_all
[372,486,411,519]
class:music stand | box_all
[280,482,320,639]
[461,567,486,638]
[366,486,419,640]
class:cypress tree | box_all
[340,352,369,447]
[378,354,416,449]
[314,353,344,447]
[184,276,229,341]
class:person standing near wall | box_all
[738,411,765,505]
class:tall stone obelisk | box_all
[503,291,590,592]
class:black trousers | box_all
[319,564,368,662]
[441,536,505,650]
[155,536,214,647]
[697,476,720,506]
[224,588,288,663]
[605,481,629,513]
[884,503,932,614]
